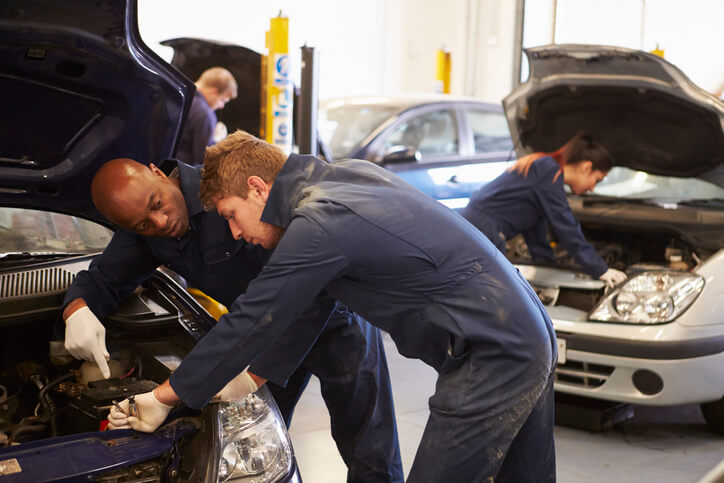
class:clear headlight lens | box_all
[589,271,704,324]
[216,387,293,482]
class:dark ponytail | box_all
[508,131,614,180]
[558,131,613,172]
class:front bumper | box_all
[554,331,724,405]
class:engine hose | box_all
[38,372,75,437]
[11,420,47,442]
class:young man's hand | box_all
[108,391,174,433]
[213,370,265,402]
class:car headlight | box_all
[216,387,293,482]
[589,271,704,324]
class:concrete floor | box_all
[289,333,724,482]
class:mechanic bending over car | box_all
[462,131,627,288]
[61,157,403,483]
[109,130,558,482]
[177,67,237,167]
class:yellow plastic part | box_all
[436,49,451,94]
[187,287,228,321]
[650,44,665,58]
[263,13,293,153]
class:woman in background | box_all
[462,131,627,287]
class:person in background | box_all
[462,131,627,287]
[109,130,557,482]
[177,67,237,166]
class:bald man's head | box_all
[92,158,190,238]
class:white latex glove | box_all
[599,268,627,288]
[109,391,173,433]
[107,402,131,430]
[64,306,110,379]
[213,370,259,402]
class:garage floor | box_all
[288,333,724,482]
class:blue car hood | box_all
[0,0,194,225]
[0,420,197,482]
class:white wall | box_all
[524,0,724,94]
[138,0,724,103]
[138,0,393,98]
[137,0,517,102]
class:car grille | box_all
[555,359,614,388]
[0,267,75,298]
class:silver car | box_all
[503,44,724,433]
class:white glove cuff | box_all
[65,305,92,324]
[244,372,259,393]
[152,390,175,409]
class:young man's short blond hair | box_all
[197,67,238,98]
[200,130,287,208]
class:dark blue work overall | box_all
[176,91,216,166]
[170,154,558,482]
[64,161,403,483]
[462,156,608,278]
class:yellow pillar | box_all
[263,13,293,154]
[435,48,451,94]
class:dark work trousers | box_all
[269,309,404,483]
[407,344,556,483]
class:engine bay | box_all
[0,287,195,448]
[507,223,702,272]
[506,222,707,312]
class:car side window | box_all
[383,109,458,159]
[466,109,513,153]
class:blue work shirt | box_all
[63,160,335,385]
[463,156,608,278]
[171,154,555,409]
[176,91,216,166]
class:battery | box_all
[70,377,158,421]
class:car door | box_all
[369,103,514,210]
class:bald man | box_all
[62,158,403,483]
[177,67,237,166]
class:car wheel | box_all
[701,398,724,434]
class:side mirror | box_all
[380,145,420,164]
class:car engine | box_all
[505,223,706,313]
[506,225,701,273]
[0,282,194,448]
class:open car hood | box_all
[0,0,194,225]
[503,44,724,184]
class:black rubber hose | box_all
[11,420,47,442]
[38,372,75,437]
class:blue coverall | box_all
[176,91,216,166]
[170,154,558,482]
[462,156,609,278]
[63,161,403,483]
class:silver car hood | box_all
[503,44,724,184]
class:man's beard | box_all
[260,221,285,249]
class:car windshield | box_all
[319,103,397,159]
[0,207,113,256]
[591,167,724,202]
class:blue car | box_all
[319,95,515,210]
[0,1,300,481]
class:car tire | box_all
[701,398,724,434]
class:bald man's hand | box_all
[64,304,111,379]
